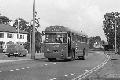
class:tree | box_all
[89,37,95,49]
[13,18,29,31]
[35,31,42,53]
[103,12,120,48]
[89,36,101,49]
[13,18,42,53]
[0,15,11,24]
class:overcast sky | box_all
[0,0,120,41]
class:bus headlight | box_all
[75,47,78,49]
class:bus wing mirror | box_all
[42,31,45,36]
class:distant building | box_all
[93,41,104,48]
[0,24,28,50]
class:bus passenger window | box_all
[56,37,62,43]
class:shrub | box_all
[6,44,16,53]
[6,43,28,55]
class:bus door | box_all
[67,32,71,57]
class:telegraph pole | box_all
[114,12,119,54]
[29,22,32,56]
[115,19,117,54]
[31,0,35,59]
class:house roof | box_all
[0,24,28,34]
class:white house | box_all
[0,24,28,50]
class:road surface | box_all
[0,51,108,80]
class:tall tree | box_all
[89,36,101,49]
[13,18,42,53]
[13,18,29,31]
[103,12,120,48]
[89,37,95,49]
[0,15,11,24]
[35,31,42,53]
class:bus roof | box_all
[44,25,88,37]
[43,31,67,34]
[72,31,88,37]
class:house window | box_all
[17,34,24,39]
[0,33,4,38]
[7,33,13,38]
[23,35,24,39]
[20,35,22,39]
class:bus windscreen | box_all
[44,33,67,43]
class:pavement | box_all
[0,53,45,63]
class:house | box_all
[0,24,28,51]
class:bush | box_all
[6,43,28,55]
[0,48,3,53]
[23,42,30,52]
[6,44,16,53]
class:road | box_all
[0,51,108,80]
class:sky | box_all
[0,0,120,41]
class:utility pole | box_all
[114,12,119,54]
[29,22,32,56]
[31,0,35,59]
[115,19,117,54]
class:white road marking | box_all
[53,63,56,64]
[16,69,20,70]
[0,71,2,72]
[53,78,56,79]
[10,70,14,71]
[96,52,100,53]
[72,54,110,80]
[64,75,68,76]
[21,68,25,69]
[50,78,56,80]
[85,70,89,72]
[44,64,48,65]
[26,67,30,68]
[71,73,74,75]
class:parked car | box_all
[5,44,28,57]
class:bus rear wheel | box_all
[82,56,85,60]
[48,58,56,61]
